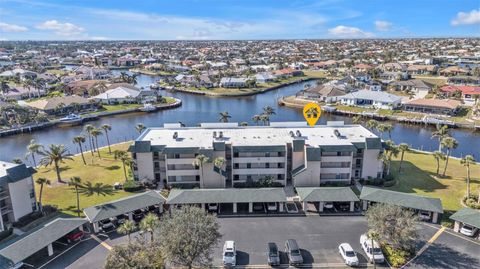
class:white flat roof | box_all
[139,122,378,149]
[0,161,16,177]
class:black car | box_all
[113,214,128,225]
[266,242,280,266]
[148,205,161,214]
[132,209,145,222]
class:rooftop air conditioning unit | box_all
[334,129,341,137]
[213,131,217,138]
[219,131,223,138]
[289,131,295,137]
[296,130,302,137]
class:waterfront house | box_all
[220,77,248,88]
[272,68,303,78]
[406,64,438,75]
[339,90,402,110]
[73,66,111,80]
[93,85,157,104]
[25,95,93,115]
[439,66,470,76]
[390,79,434,93]
[255,72,276,83]
[447,76,480,86]
[0,161,37,232]
[0,85,46,100]
[297,84,346,103]
[403,98,461,115]
[440,85,480,103]
[0,69,37,81]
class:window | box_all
[234,163,239,169]
[196,176,200,181]
[234,175,239,180]
[174,154,180,159]
[155,173,161,180]
[247,163,251,169]
[266,163,270,168]
[154,162,160,169]
[234,152,239,157]
[265,152,270,157]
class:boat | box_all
[58,113,83,127]
[139,103,157,112]
[149,83,160,89]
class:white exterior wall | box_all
[362,149,383,179]
[292,151,305,170]
[8,178,35,221]
[136,152,154,182]
[294,161,321,187]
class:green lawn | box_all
[102,103,143,111]
[388,150,480,212]
[34,142,136,216]
[412,75,447,87]
[303,70,330,79]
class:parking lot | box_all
[35,215,480,269]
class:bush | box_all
[463,195,480,209]
[320,181,350,187]
[13,211,43,228]
[0,228,12,241]
[169,183,200,189]
[381,244,412,268]
[383,178,397,187]
[123,180,145,192]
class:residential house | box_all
[0,161,37,232]
[273,68,303,78]
[220,77,248,88]
[379,63,406,72]
[390,79,434,93]
[378,71,409,83]
[25,95,93,115]
[339,90,402,110]
[440,85,480,102]
[0,69,37,81]
[447,76,480,86]
[0,86,46,100]
[93,85,156,104]
[255,72,276,83]
[296,84,346,103]
[439,66,470,76]
[403,98,461,115]
[406,65,438,75]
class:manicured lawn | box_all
[102,103,142,111]
[412,75,447,87]
[34,142,136,216]
[388,150,480,212]
[303,70,329,79]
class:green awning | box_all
[306,148,321,161]
[233,145,286,153]
[293,139,305,152]
[365,138,382,150]
[450,208,480,228]
[320,145,355,152]
[167,188,287,204]
[297,187,359,202]
[360,186,443,213]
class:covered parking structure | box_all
[450,208,480,239]
[360,186,443,223]
[83,190,166,233]
[0,217,86,269]
[296,187,359,213]
[166,188,288,214]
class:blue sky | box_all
[0,0,479,40]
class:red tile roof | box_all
[441,85,480,95]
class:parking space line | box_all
[91,234,113,251]
[420,222,480,246]
[37,239,89,269]
[402,227,445,268]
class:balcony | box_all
[232,168,285,175]
[166,158,196,165]
[166,169,200,176]
[232,156,285,163]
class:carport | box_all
[360,186,443,223]
[166,188,287,214]
[83,190,166,233]
[450,207,480,238]
[296,187,359,213]
[0,217,86,268]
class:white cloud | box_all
[0,22,28,32]
[36,20,85,37]
[451,9,480,26]
[90,36,109,40]
[375,20,392,31]
[328,25,374,38]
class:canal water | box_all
[0,72,479,162]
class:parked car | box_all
[418,211,431,221]
[338,243,359,267]
[65,229,85,243]
[148,205,161,214]
[253,203,264,212]
[336,203,351,212]
[112,214,128,225]
[99,219,116,232]
[266,202,278,212]
[208,203,218,212]
[132,209,145,222]
[360,234,384,264]
[460,224,478,237]
[324,202,334,209]
[222,240,236,267]
[285,239,303,266]
[266,242,280,266]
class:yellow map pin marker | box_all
[303,103,321,126]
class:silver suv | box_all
[285,239,303,265]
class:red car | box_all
[65,230,85,243]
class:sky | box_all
[0,0,479,40]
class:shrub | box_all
[381,244,412,268]
[123,180,145,192]
[169,183,200,189]
[383,178,396,187]
[463,195,480,209]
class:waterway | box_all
[0,72,479,162]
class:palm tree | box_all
[263,106,276,116]
[39,144,73,183]
[117,220,136,244]
[34,78,45,97]
[379,140,399,176]
[352,115,362,124]
[12,158,23,164]
[432,151,445,175]
[68,176,83,217]
[214,157,226,186]
[366,119,378,131]
[252,114,262,125]
[114,150,132,181]
[460,155,475,198]
[79,181,115,197]
[73,135,87,165]
[135,123,146,134]
[119,72,129,83]
[130,74,138,85]
[90,128,103,158]
[431,125,450,151]
[26,139,43,167]
[382,123,394,140]
[441,137,458,177]
[84,124,96,155]
[398,143,409,173]
[35,177,50,214]
[139,213,160,242]
[101,124,112,154]
[376,124,387,139]
[219,111,231,123]
[193,154,209,188]
[260,114,270,125]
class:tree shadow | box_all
[59,166,72,172]
[236,250,250,265]
[104,165,121,171]
[409,242,479,268]
[389,161,447,193]
[300,249,314,267]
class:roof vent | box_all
[219,131,223,138]
[213,131,217,138]
[334,129,341,137]
[173,132,178,139]
[289,131,295,137]
[296,130,302,137]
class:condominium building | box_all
[0,162,37,232]
[129,122,384,188]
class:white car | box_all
[360,234,385,264]
[418,211,431,221]
[222,240,236,267]
[207,203,218,212]
[266,202,277,211]
[338,243,359,267]
[460,224,478,237]
[324,202,334,209]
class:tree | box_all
[11,158,23,164]
[102,124,112,154]
[366,203,418,251]
[84,124,96,155]
[366,119,378,131]
[398,143,409,173]
[68,176,83,217]
[378,140,399,176]
[431,124,450,151]
[214,157,226,186]
[352,115,362,124]
[39,144,73,183]
[433,151,446,175]
[35,177,50,214]
[104,241,163,269]
[441,137,458,177]
[156,206,221,269]
[140,213,160,242]
[114,150,132,181]
[460,155,475,198]
[73,135,87,165]
[34,77,46,97]
[26,139,43,167]
[382,123,394,140]
[135,123,146,134]
[193,154,209,188]
[376,124,387,139]
[218,111,231,123]
[262,106,276,116]
[91,128,103,158]
[252,114,261,125]
[117,220,136,244]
